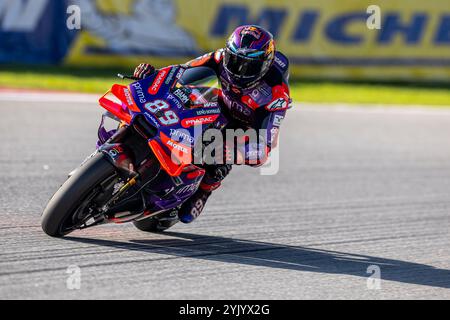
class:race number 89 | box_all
[144,100,179,125]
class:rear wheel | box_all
[41,153,117,237]
[133,210,179,233]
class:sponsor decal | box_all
[266,98,288,111]
[145,100,179,126]
[251,89,259,99]
[274,55,287,69]
[108,149,118,158]
[144,99,170,113]
[195,107,221,116]
[181,115,219,128]
[160,132,192,164]
[175,68,185,80]
[167,94,183,109]
[144,112,161,128]
[108,146,123,158]
[270,127,279,144]
[273,114,284,127]
[176,181,200,195]
[212,4,450,47]
[173,88,190,104]
[166,139,188,154]
[131,82,146,104]
[203,102,219,108]
[231,100,252,116]
[165,67,177,85]
[148,68,169,95]
[123,88,134,106]
[170,129,194,144]
[259,85,271,97]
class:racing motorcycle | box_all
[41,66,227,237]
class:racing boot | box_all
[178,164,231,223]
[178,188,212,223]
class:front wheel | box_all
[41,153,116,237]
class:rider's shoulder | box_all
[185,50,222,68]
[265,52,290,87]
[213,48,225,64]
[273,51,289,73]
[189,49,225,68]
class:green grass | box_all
[1,65,449,106]
[0,65,126,94]
[290,82,450,106]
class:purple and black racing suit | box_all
[182,49,291,191]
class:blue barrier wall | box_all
[0,0,76,64]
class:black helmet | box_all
[223,25,275,88]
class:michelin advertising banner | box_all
[0,0,449,82]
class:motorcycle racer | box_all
[133,25,291,223]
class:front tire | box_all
[41,153,116,237]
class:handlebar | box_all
[117,73,140,81]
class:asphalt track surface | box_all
[0,91,449,299]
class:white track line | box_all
[0,91,98,103]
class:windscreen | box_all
[176,66,221,105]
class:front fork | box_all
[96,139,144,223]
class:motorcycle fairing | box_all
[96,66,227,214]
[100,65,223,177]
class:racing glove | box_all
[133,63,156,79]
[200,163,232,192]
[213,163,232,180]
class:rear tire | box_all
[41,153,116,237]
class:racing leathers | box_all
[175,49,291,223]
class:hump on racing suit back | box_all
[272,51,290,82]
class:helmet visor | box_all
[224,48,265,79]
